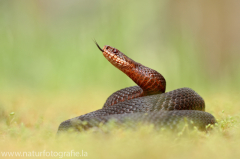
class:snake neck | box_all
[95,43,166,95]
[123,63,166,94]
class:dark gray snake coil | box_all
[57,43,216,133]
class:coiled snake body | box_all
[57,43,216,132]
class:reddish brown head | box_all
[95,42,134,69]
[95,42,166,94]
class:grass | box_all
[0,89,240,159]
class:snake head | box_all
[102,45,134,68]
[94,41,166,94]
[95,42,133,68]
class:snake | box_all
[57,42,216,133]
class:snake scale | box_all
[57,42,216,133]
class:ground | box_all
[0,90,239,159]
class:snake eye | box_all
[113,49,117,53]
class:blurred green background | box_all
[0,0,239,94]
